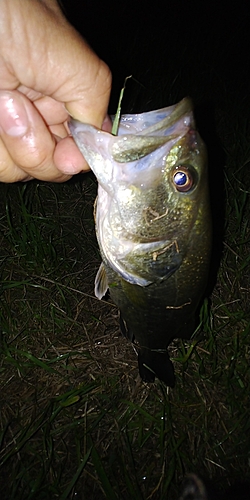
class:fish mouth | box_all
[139,97,193,135]
[111,134,181,163]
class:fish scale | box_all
[69,97,211,386]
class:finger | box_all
[0,138,32,182]
[54,115,113,175]
[54,136,91,175]
[1,0,112,129]
[102,115,113,133]
[65,55,112,128]
[32,94,69,128]
[0,90,70,182]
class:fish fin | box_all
[94,262,108,299]
[138,349,175,387]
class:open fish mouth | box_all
[69,97,195,191]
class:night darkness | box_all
[61,1,250,114]
[0,2,250,499]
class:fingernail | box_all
[0,92,29,136]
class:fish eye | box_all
[172,166,194,192]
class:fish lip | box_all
[110,97,194,135]
[69,97,194,140]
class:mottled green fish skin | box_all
[100,117,211,384]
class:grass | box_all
[0,137,249,500]
[1,6,250,500]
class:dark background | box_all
[61,0,250,116]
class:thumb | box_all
[65,49,112,128]
[1,0,112,129]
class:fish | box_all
[69,97,211,387]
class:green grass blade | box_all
[91,446,119,500]
[112,75,132,135]
[59,447,93,500]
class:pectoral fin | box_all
[95,262,109,299]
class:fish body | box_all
[69,98,211,386]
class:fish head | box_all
[69,98,210,288]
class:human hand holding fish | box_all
[0,0,211,386]
[0,0,111,183]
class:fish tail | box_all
[138,348,175,387]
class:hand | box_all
[0,0,112,182]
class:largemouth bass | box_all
[69,98,211,387]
